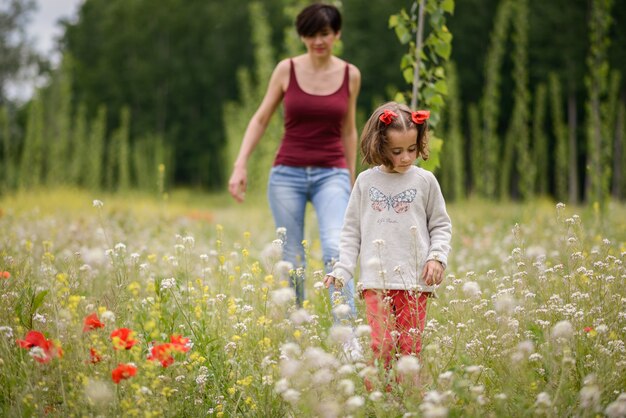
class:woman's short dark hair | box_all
[295,3,342,37]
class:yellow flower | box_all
[293,330,301,340]
[237,376,253,386]
[147,254,157,263]
[231,335,241,342]
[127,281,141,296]
[227,387,236,396]
[264,275,274,286]
[302,300,310,309]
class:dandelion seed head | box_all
[290,309,312,325]
[92,200,104,208]
[332,303,352,319]
[84,379,113,406]
[551,320,574,339]
[397,355,421,375]
[462,281,481,298]
[329,325,353,344]
[346,395,365,411]
[282,388,300,404]
[271,287,295,306]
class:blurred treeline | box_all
[0,0,624,203]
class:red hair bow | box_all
[411,110,430,125]
[379,109,398,125]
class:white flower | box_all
[438,371,453,386]
[290,309,312,325]
[462,281,481,298]
[356,324,372,337]
[271,287,295,306]
[346,396,365,410]
[338,379,355,396]
[535,392,552,408]
[605,393,626,418]
[160,277,177,291]
[329,325,353,344]
[333,303,352,319]
[397,355,421,375]
[92,199,104,208]
[274,378,289,394]
[101,311,116,323]
[282,389,300,404]
[280,342,301,359]
[494,294,516,314]
[579,384,601,410]
[369,391,384,402]
[84,379,113,405]
[551,320,574,339]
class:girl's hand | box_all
[422,260,445,286]
[324,274,342,289]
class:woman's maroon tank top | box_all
[273,59,350,168]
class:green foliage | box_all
[224,2,283,194]
[85,106,107,191]
[549,73,569,202]
[44,57,73,187]
[480,0,513,198]
[69,103,88,185]
[468,103,481,196]
[532,83,549,196]
[510,0,533,200]
[0,106,14,192]
[18,93,44,189]
[613,100,625,199]
[439,61,464,200]
[585,0,615,209]
[389,0,455,171]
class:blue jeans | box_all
[268,165,356,315]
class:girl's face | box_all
[385,128,418,173]
[301,26,340,57]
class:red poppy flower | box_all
[111,363,137,383]
[110,328,138,350]
[1,271,10,279]
[379,109,398,125]
[147,343,176,367]
[170,334,191,352]
[16,330,63,363]
[83,313,105,332]
[89,347,102,364]
[584,326,594,333]
[411,110,430,125]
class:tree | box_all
[0,0,36,104]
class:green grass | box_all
[0,188,625,417]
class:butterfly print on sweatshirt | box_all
[368,187,417,213]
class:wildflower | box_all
[84,379,113,405]
[551,320,574,339]
[346,396,365,411]
[332,303,352,319]
[1,271,10,279]
[110,328,138,350]
[101,310,116,323]
[83,313,105,332]
[160,277,177,291]
[583,326,597,337]
[111,363,137,384]
[270,287,295,306]
[397,355,421,375]
[369,391,384,402]
[282,389,300,404]
[92,200,104,208]
[605,393,626,418]
[462,281,481,298]
[148,336,190,367]
[89,347,102,364]
[494,294,516,314]
[338,379,355,396]
[16,330,63,363]
[170,334,191,351]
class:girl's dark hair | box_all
[295,3,342,37]
[360,101,430,168]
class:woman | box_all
[228,3,361,313]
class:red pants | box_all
[363,289,429,368]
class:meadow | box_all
[0,188,625,417]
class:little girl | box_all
[324,101,452,377]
